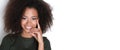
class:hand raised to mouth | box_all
[30,20,44,44]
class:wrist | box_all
[38,43,44,50]
[38,42,44,45]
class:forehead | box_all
[23,7,38,17]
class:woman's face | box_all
[21,7,38,33]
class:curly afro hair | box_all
[4,0,53,34]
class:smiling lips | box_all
[26,26,32,30]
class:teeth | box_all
[26,27,32,29]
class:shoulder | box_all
[43,36,51,50]
[2,34,13,41]
[43,36,50,44]
[0,34,14,47]
[3,34,17,41]
[43,37,49,41]
[0,34,17,50]
[1,34,17,44]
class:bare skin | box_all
[21,7,44,50]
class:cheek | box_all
[21,20,37,28]
[21,20,26,27]
[32,20,37,27]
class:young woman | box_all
[0,0,53,50]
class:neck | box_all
[21,31,33,38]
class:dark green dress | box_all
[0,34,51,50]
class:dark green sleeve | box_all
[43,37,51,50]
[0,35,13,50]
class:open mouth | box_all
[25,26,32,30]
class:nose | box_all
[26,19,32,26]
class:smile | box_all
[26,26,32,30]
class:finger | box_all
[37,20,40,29]
[30,28,42,35]
[31,28,39,32]
[31,33,37,39]
[31,32,42,38]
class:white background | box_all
[0,0,120,50]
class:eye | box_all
[22,17,26,19]
[21,16,26,20]
[32,17,38,20]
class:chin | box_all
[23,29,31,33]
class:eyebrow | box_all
[22,15,38,18]
[31,16,38,18]
[32,16,38,17]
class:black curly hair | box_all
[4,0,53,34]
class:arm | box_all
[38,43,44,50]
[30,21,51,50]
[38,37,52,50]
[30,20,44,50]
